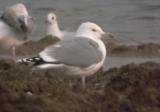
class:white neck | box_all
[76,31,106,63]
[46,22,62,39]
[76,34,99,45]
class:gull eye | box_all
[92,28,97,32]
[51,16,55,20]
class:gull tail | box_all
[17,56,45,66]
[18,56,62,68]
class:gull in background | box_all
[19,22,113,88]
[45,12,77,40]
[0,3,33,60]
[45,12,115,41]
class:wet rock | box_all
[108,43,160,57]
[16,36,60,56]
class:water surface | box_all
[0,0,159,45]
[103,57,160,70]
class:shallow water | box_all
[0,0,160,69]
[0,0,160,45]
[103,57,160,70]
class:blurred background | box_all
[0,0,159,45]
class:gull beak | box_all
[18,16,29,32]
[28,16,35,21]
[45,20,50,24]
[45,17,52,24]
[103,32,116,39]
[19,16,33,33]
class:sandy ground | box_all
[0,59,159,112]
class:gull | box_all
[0,3,33,60]
[45,12,75,40]
[19,22,112,87]
[45,12,115,40]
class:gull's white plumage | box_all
[20,22,108,87]
[45,12,75,40]
[0,3,33,59]
[0,18,25,48]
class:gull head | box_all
[45,12,57,24]
[14,3,33,33]
[3,3,33,33]
[76,22,106,40]
[11,3,29,17]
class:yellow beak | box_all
[103,32,116,39]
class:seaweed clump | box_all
[0,59,159,112]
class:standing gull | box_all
[19,22,111,87]
[45,12,75,40]
[0,3,33,59]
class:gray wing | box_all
[40,37,103,67]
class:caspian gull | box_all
[19,22,111,87]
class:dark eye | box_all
[51,17,54,20]
[92,29,97,32]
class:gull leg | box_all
[69,80,74,88]
[12,46,16,61]
[81,76,86,88]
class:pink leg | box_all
[81,76,86,88]
[12,46,16,61]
